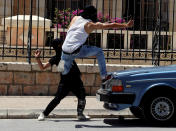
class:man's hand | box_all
[35,49,41,58]
[126,20,134,28]
[34,49,51,70]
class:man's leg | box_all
[71,79,90,120]
[60,46,111,83]
[76,45,107,79]
[38,82,69,121]
[44,83,69,116]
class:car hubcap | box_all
[151,97,174,121]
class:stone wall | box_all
[0,62,151,96]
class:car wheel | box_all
[144,94,176,123]
[130,106,144,119]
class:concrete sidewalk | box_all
[0,96,133,119]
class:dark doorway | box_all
[123,0,169,31]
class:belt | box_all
[63,45,82,55]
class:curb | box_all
[0,96,134,119]
[0,109,134,119]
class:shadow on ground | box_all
[75,118,176,128]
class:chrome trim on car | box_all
[127,78,176,83]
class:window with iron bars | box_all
[107,34,124,49]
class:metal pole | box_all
[157,0,162,66]
[27,0,33,64]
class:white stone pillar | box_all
[173,33,176,50]
[124,31,128,49]
[102,31,107,49]
[148,32,153,50]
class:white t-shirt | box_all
[62,16,91,53]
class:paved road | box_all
[0,118,176,131]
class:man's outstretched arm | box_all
[35,49,51,70]
[85,20,134,33]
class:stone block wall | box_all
[0,62,151,96]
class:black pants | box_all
[43,76,86,116]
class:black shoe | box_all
[102,74,112,85]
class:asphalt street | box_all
[0,118,176,131]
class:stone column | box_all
[169,0,176,32]
[0,0,13,18]
[92,0,103,13]
[102,31,107,48]
[36,0,45,17]
[124,31,128,49]
[148,32,153,50]
[168,1,176,49]
[112,0,122,18]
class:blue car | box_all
[96,65,176,123]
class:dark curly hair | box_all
[80,5,97,22]
[50,38,62,55]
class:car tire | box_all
[143,93,176,123]
[130,106,144,119]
